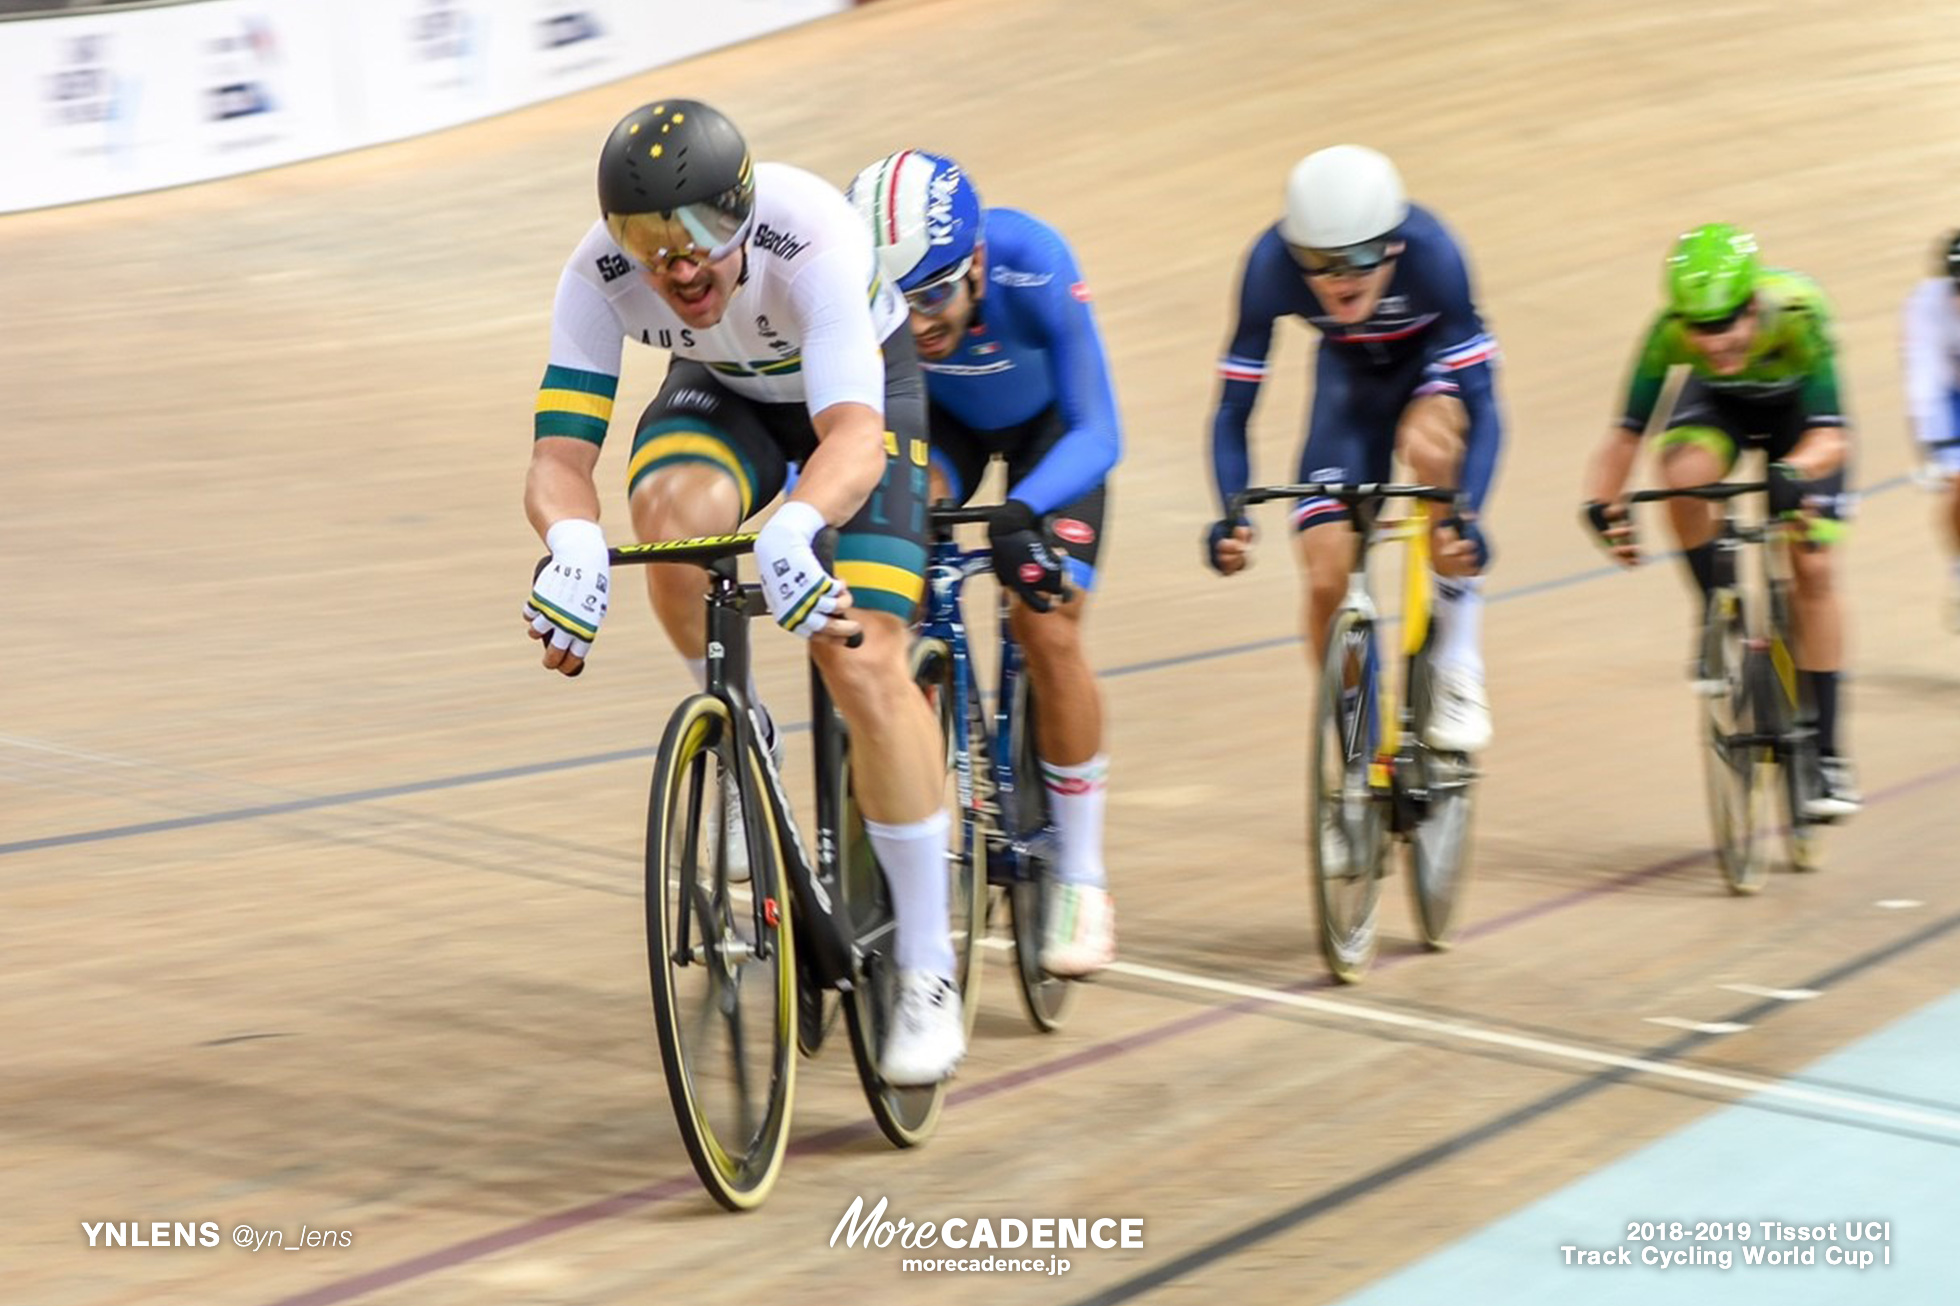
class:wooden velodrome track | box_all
[5,0,1960,1302]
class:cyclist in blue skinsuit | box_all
[849,150,1120,978]
[1204,144,1506,754]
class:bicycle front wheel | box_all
[1404,649,1477,949]
[1701,591,1769,895]
[645,694,795,1211]
[1312,609,1387,983]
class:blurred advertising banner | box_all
[0,0,849,212]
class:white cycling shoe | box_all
[1423,666,1492,753]
[1040,883,1116,978]
[879,971,966,1086]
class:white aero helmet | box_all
[1279,144,1408,250]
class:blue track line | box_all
[0,475,1910,858]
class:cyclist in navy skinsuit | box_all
[850,150,1120,978]
[1205,144,1507,754]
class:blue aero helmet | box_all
[848,150,984,301]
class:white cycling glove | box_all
[755,501,845,639]
[526,518,611,659]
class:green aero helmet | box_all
[1665,223,1760,322]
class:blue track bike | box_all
[917,502,1079,1031]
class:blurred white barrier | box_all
[0,0,848,213]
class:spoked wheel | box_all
[645,695,794,1211]
[1312,611,1388,983]
[1006,675,1077,1032]
[834,640,984,1148]
[1701,591,1769,895]
[1404,649,1477,949]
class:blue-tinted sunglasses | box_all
[904,257,973,315]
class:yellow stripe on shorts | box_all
[837,560,926,607]
[626,433,755,518]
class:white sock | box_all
[863,810,955,977]
[1431,576,1484,679]
[1041,754,1108,888]
[683,656,777,753]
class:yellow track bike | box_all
[1233,482,1480,983]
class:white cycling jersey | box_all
[540,162,908,433]
[1901,277,1960,452]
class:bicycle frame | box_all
[607,537,858,991]
[915,514,1052,883]
[1624,483,1812,748]
[1354,506,1434,783]
[1230,481,1461,821]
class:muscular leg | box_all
[1010,595,1101,765]
[812,612,943,824]
[1397,392,1469,549]
[1397,394,1486,686]
[1788,544,1843,670]
[627,463,745,658]
[813,609,950,978]
[1011,592,1108,900]
[1658,439,1726,545]
[1295,520,1359,668]
[1786,534,1849,779]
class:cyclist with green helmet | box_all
[1582,223,1859,819]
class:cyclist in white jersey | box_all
[522,100,962,1085]
[1900,231,1960,626]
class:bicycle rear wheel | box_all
[835,639,984,1147]
[1701,591,1769,894]
[1006,673,1077,1031]
[645,694,794,1211]
[1312,610,1387,983]
[1404,648,1477,949]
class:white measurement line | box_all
[1876,899,1925,910]
[1098,959,1960,1136]
[1719,984,1820,1001]
[1646,1017,1752,1035]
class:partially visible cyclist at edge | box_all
[521,100,964,1085]
[1900,229,1960,627]
[1581,223,1860,819]
[847,150,1120,978]
[1204,145,1505,755]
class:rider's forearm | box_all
[796,401,888,525]
[525,438,603,539]
[1584,427,1643,503]
[1785,425,1849,482]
